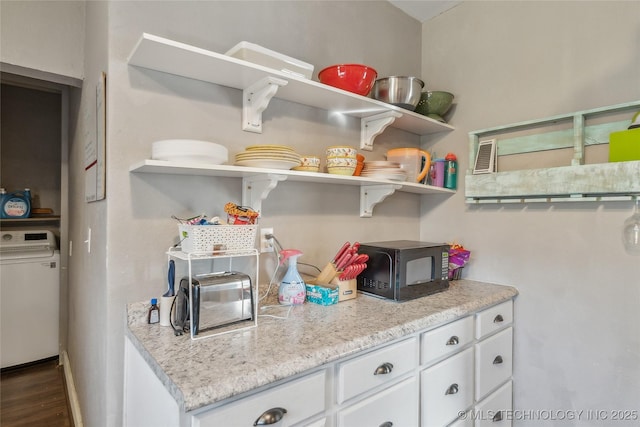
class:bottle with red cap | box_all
[444,153,457,190]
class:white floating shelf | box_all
[130,160,454,217]
[127,33,453,147]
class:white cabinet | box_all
[337,337,418,403]
[473,302,514,427]
[421,347,474,427]
[337,376,419,427]
[475,328,513,401]
[124,298,516,427]
[421,315,474,365]
[192,369,326,427]
[474,381,513,427]
[475,300,512,340]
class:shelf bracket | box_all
[242,76,288,133]
[360,184,402,217]
[360,111,403,151]
[242,173,288,214]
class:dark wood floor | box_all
[1,358,73,427]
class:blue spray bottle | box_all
[278,249,306,305]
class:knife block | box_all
[316,262,338,284]
[330,277,357,301]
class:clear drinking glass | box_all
[622,197,640,255]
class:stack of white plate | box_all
[360,160,407,181]
[234,144,302,170]
[151,139,229,164]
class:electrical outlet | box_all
[260,227,274,253]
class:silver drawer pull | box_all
[374,362,394,375]
[445,383,459,395]
[379,423,393,427]
[446,336,459,346]
[493,355,504,365]
[493,314,504,323]
[254,407,287,426]
[493,411,503,422]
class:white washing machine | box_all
[0,229,60,369]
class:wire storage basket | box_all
[178,224,258,254]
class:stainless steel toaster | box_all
[174,271,254,335]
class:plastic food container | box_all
[225,41,314,79]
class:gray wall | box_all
[0,84,62,213]
[103,1,422,425]
[0,0,84,80]
[6,1,639,426]
[420,2,640,426]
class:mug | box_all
[386,148,431,183]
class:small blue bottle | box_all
[278,249,306,305]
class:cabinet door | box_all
[474,381,512,427]
[475,328,512,401]
[448,413,474,427]
[193,370,326,427]
[337,376,418,427]
[337,337,418,403]
[421,348,474,427]
[421,316,474,366]
[475,300,512,340]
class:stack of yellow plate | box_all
[234,145,302,170]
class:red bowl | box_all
[318,64,378,96]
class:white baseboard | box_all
[62,351,84,427]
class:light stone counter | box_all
[126,279,518,413]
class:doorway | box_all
[0,73,70,365]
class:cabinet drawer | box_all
[421,316,474,366]
[475,300,513,339]
[421,347,474,427]
[337,337,418,403]
[192,370,326,427]
[475,328,512,401]
[449,413,474,427]
[337,376,418,427]
[475,381,512,427]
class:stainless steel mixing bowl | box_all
[371,76,425,110]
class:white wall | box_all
[420,2,640,426]
[0,0,84,80]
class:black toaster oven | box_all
[357,240,450,301]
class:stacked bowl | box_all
[326,145,357,175]
[293,155,321,172]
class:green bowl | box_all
[414,91,454,122]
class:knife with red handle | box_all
[332,242,351,264]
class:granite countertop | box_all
[126,279,518,413]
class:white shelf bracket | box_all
[243,76,288,133]
[360,111,403,151]
[242,173,288,214]
[360,184,402,217]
